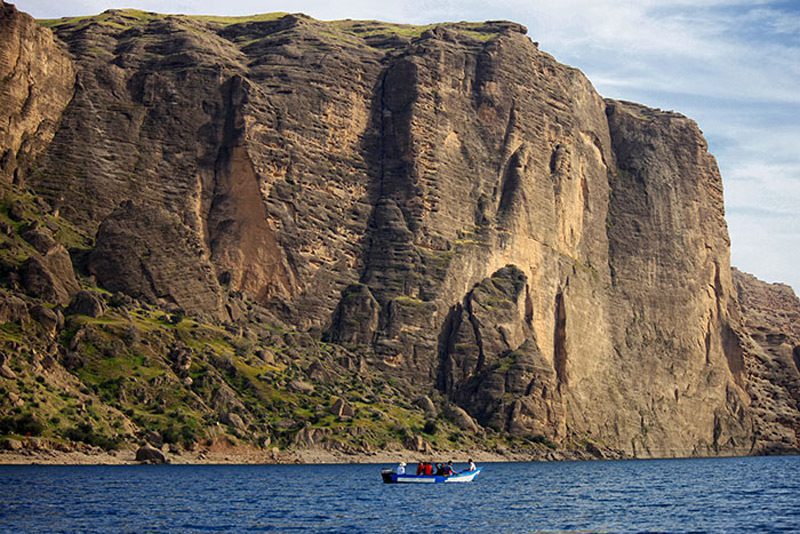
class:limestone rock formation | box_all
[603,101,752,456]
[733,269,800,453]
[0,4,797,457]
[87,201,223,318]
[0,1,74,184]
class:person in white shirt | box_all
[468,459,476,471]
[396,462,406,475]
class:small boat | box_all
[381,468,481,484]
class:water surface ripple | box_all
[1,456,798,532]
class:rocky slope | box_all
[0,1,797,459]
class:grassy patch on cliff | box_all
[0,187,91,276]
[38,9,166,30]
[333,20,501,42]
[190,13,289,25]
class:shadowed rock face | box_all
[1,5,798,456]
[438,265,563,438]
[87,201,224,317]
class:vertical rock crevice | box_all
[553,290,568,387]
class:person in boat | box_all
[424,461,434,476]
[443,461,455,476]
[435,463,444,476]
[416,461,425,475]
[468,458,477,471]
[396,462,406,475]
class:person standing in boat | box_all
[468,459,476,471]
[396,462,406,475]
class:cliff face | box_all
[603,102,751,455]
[0,3,797,457]
[733,269,800,453]
[0,1,74,184]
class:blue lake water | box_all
[1,456,798,533]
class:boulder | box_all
[7,200,25,221]
[0,363,16,379]
[143,431,163,447]
[0,437,23,451]
[0,291,28,324]
[404,434,430,453]
[30,304,61,339]
[222,412,247,432]
[167,345,192,377]
[329,397,355,418]
[306,361,332,383]
[288,379,315,394]
[20,245,79,305]
[66,290,106,318]
[414,395,438,418]
[135,443,167,464]
[20,223,57,254]
[255,349,275,365]
[444,404,480,433]
[0,352,16,379]
[210,383,246,414]
[8,391,23,407]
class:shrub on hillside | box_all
[0,413,45,436]
[62,422,120,450]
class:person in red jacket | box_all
[423,462,434,475]
[416,461,425,475]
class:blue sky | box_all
[19,0,800,292]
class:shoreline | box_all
[3,445,791,466]
[0,447,552,466]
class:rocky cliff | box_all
[0,1,74,185]
[733,269,800,453]
[0,2,797,458]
